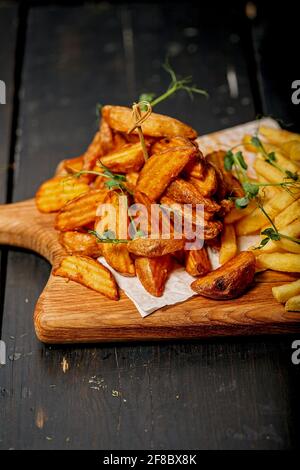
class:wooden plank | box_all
[0,3,298,450]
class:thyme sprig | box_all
[139,59,208,109]
[89,229,129,244]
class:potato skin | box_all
[191,251,256,300]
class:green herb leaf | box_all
[242,182,259,197]
[250,136,261,148]
[285,170,299,181]
[261,228,281,241]
[139,93,156,104]
[224,150,234,171]
[235,151,248,170]
[235,196,249,208]
[255,237,270,249]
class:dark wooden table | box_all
[0,1,299,450]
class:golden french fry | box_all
[102,105,198,139]
[55,190,108,231]
[135,255,173,296]
[274,199,300,229]
[127,238,185,257]
[136,145,197,201]
[59,231,103,258]
[164,178,220,213]
[191,252,256,299]
[256,253,300,273]
[254,158,285,184]
[185,248,211,276]
[281,141,300,162]
[35,176,90,213]
[235,203,278,236]
[99,118,114,155]
[272,279,300,303]
[188,164,217,197]
[260,221,300,254]
[285,295,300,312]
[219,224,237,264]
[260,126,300,145]
[257,150,299,174]
[53,255,119,300]
[100,143,146,173]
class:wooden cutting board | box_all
[1,120,299,343]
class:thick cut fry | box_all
[95,191,135,276]
[59,231,103,258]
[55,190,108,231]
[254,158,285,184]
[282,140,300,162]
[235,203,278,236]
[185,248,211,276]
[272,279,300,303]
[219,224,237,265]
[64,156,84,174]
[35,176,90,213]
[259,220,300,254]
[164,178,220,212]
[99,118,114,155]
[224,200,256,224]
[188,164,217,197]
[135,255,173,296]
[256,150,299,174]
[274,199,300,229]
[260,126,300,145]
[53,255,119,300]
[256,253,300,273]
[102,105,198,139]
[191,251,256,299]
[136,145,197,201]
[100,143,146,173]
[127,238,185,257]
[285,295,300,312]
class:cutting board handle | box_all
[0,199,64,265]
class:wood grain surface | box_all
[1,2,300,451]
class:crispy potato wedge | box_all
[136,145,197,201]
[185,248,211,277]
[99,118,114,155]
[102,243,136,276]
[64,155,84,174]
[102,105,198,139]
[53,255,119,300]
[55,190,108,231]
[260,126,300,145]
[151,136,197,155]
[191,251,256,299]
[281,140,300,162]
[128,238,185,257]
[113,132,128,150]
[135,255,173,297]
[164,178,220,213]
[188,164,217,197]
[95,191,135,276]
[59,231,103,258]
[219,224,237,265]
[256,253,300,273]
[272,279,300,304]
[206,151,244,198]
[83,131,103,171]
[35,176,90,213]
[285,295,300,312]
[100,142,146,173]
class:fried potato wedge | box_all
[128,238,185,257]
[100,142,146,173]
[164,178,221,213]
[102,105,198,139]
[272,279,300,304]
[99,118,114,155]
[102,244,136,276]
[36,176,90,213]
[64,155,84,174]
[135,255,173,296]
[185,248,211,277]
[285,295,300,312]
[256,253,300,273]
[151,136,197,155]
[83,130,103,170]
[59,231,103,258]
[136,145,197,201]
[55,190,108,231]
[191,251,256,299]
[53,255,119,300]
[219,224,237,265]
[206,151,244,198]
[188,164,217,197]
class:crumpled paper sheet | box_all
[98,118,278,317]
